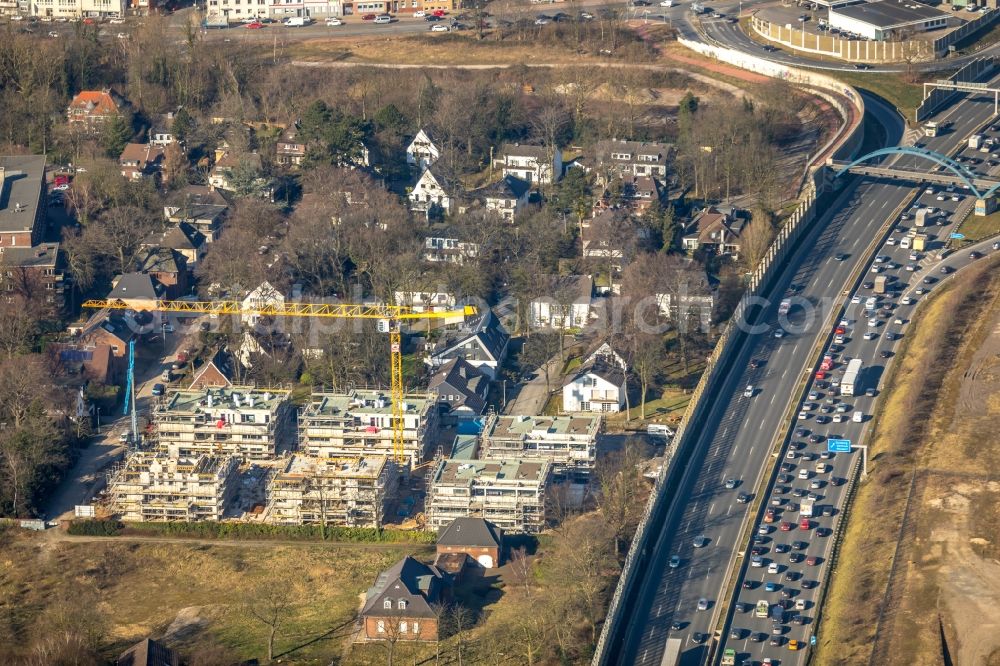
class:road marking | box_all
[727,504,733,516]
[657,603,663,617]
[709,502,715,514]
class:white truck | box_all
[841,358,863,396]
[970,134,984,150]
[778,298,792,315]
[800,500,814,518]
[663,637,683,666]
[283,16,310,26]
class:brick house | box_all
[361,556,448,642]
[119,143,165,181]
[67,89,125,132]
[136,248,188,299]
[189,348,237,390]
[435,517,503,569]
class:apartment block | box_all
[480,413,601,478]
[427,459,551,534]
[298,390,439,469]
[265,454,397,528]
[107,451,239,522]
[153,387,292,460]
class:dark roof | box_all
[361,556,446,618]
[116,638,179,666]
[108,272,163,301]
[429,358,488,414]
[137,248,186,275]
[831,0,949,28]
[477,174,530,201]
[171,185,229,207]
[431,309,509,364]
[145,222,204,251]
[190,348,236,389]
[572,357,626,387]
[437,517,502,549]
[3,242,61,269]
[0,154,45,234]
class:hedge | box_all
[67,519,435,544]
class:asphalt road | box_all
[716,130,1000,666]
[614,83,1000,666]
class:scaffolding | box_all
[264,455,397,528]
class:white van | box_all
[852,410,864,423]
[900,236,911,249]
[374,13,392,22]
[647,424,674,439]
[284,16,308,26]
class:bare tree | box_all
[597,441,650,557]
[243,574,296,662]
[741,209,776,271]
[509,545,534,597]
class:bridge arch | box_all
[833,146,985,199]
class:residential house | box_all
[654,262,716,328]
[209,149,266,194]
[435,517,503,569]
[584,338,628,370]
[298,389,440,470]
[143,222,205,269]
[361,556,447,642]
[0,155,47,249]
[424,309,509,379]
[136,248,188,299]
[276,131,307,167]
[1,243,68,310]
[681,206,745,257]
[493,143,561,185]
[562,357,626,413]
[265,454,397,528]
[428,358,489,424]
[409,165,458,217]
[189,348,237,390]
[594,139,673,181]
[153,386,293,460]
[119,143,165,181]
[206,0,268,20]
[480,412,601,478]
[33,0,126,18]
[625,175,661,212]
[406,128,440,171]
[66,89,125,132]
[116,637,180,666]
[268,0,343,22]
[472,174,530,222]
[107,272,164,310]
[427,458,551,533]
[163,186,229,242]
[235,328,292,371]
[529,274,594,330]
[423,227,479,265]
[149,112,179,147]
[106,451,240,522]
[57,311,137,385]
[241,281,285,327]
[393,289,457,312]
[130,0,157,16]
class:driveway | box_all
[504,352,564,415]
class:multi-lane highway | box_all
[613,77,1000,666]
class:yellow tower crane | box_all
[83,298,476,464]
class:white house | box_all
[409,165,456,216]
[562,359,626,413]
[529,275,594,330]
[406,128,441,171]
[242,281,285,327]
[150,112,179,147]
[31,0,126,18]
[475,175,531,222]
[393,290,457,312]
[493,144,562,186]
[425,309,509,379]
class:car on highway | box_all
[430,23,450,30]
[697,598,709,611]
[670,620,683,630]
[835,253,849,261]
[737,492,751,503]
[325,17,343,25]
[971,250,983,259]
[361,13,377,20]
[725,478,738,489]
[750,358,763,369]
[693,535,710,548]
[245,21,264,28]
[806,556,819,566]
[779,521,794,532]
[669,554,681,568]
[774,329,785,338]
[744,384,755,397]
[765,581,778,592]
[751,555,764,567]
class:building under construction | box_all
[153,387,293,460]
[264,454,397,528]
[297,390,440,469]
[106,451,240,521]
[480,413,601,478]
[427,459,551,534]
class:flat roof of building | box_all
[450,434,479,460]
[0,155,45,234]
[279,454,388,479]
[831,1,949,28]
[434,459,549,485]
[486,415,601,439]
[304,390,434,418]
[162,386,290,413]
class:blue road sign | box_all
[950,232,965,240]
[827,438,852,453]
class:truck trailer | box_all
[874,275,887,294]
[841,358,863,396]
[662,637,683,666]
